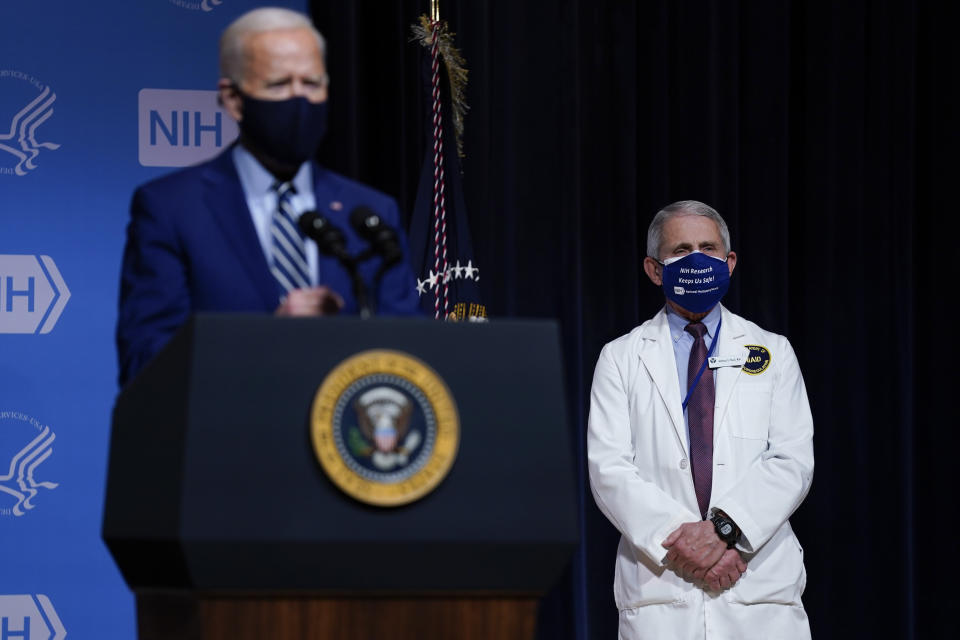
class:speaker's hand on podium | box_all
[275,286,344,317]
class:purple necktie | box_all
[686,321,714,519]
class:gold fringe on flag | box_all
[411,15,469,159]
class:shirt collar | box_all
[666,303,722,344]
[232,144,313,198]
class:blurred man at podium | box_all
[587,200,814,639]
[116,7,420,386]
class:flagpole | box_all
[428,2,450,318]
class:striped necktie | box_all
[685,321,715,519]
[270,181,311,293]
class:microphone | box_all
[349,206,403,269]
[298,211,350,263]
[297,211,372,319]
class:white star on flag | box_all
[463,260,479,280]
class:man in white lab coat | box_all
[587,200,814,639]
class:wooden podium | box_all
[102,315,578,640]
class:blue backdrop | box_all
[1,2,304,637]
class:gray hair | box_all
[646,200,732,259]
[219,7,327,83]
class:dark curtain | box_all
[310,1,958,638]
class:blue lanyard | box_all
[681,318,721,411]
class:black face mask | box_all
[236,89,328,167]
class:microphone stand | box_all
[299,210,403,320]
[299,212,374,319]
[335,251,372,320]
[349,260,373,320]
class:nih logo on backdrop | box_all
[0,595,65,640]
[138,89,238,167]
[0,255,70,334]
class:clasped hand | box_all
[274,286,344,317]
[662,521,747,592]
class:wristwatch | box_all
[709,509,741,548]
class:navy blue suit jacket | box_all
[116,147,420,385]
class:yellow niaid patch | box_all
[742,345,771,375]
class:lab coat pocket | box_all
[730,384,772,440]
[726,530,805,606]
[614,540,686,609]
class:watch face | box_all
[720,523,733,536]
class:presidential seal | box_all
[310,350,459,507]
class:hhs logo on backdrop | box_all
[0,256,70,335]
[0,595,65,640]
[0,70,61,177]
[167,0,223,11]
[138,89,238,167]
[1,412,59,518]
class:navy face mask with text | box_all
[237,89,328,167]
[659,251,730,313]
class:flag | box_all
[408,15,486,321]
